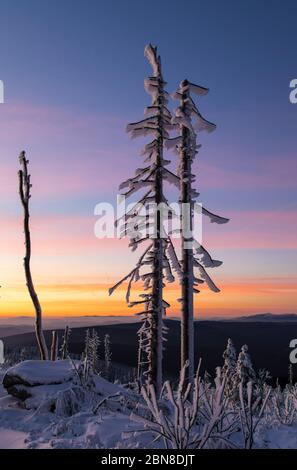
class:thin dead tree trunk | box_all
[18,151,49,360]
[51,331,58,361]
[61,325,70,359]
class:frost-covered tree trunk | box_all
[149,53,166,391]
[179,87,195,384]
[60,325,71,360]
[18,151,48,360]
[51,330,58,361]
[171,80,228,385]
[109,45,181,394]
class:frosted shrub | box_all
[236,345,256,386]
[70,356,95,391]
[131,361,238,449]
[222,338,237,400]
[272,385,297,426]
[55,386,86,417]
[84,329,100,373]
[238,380,271,449]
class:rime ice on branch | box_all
[109,45,181,393]
[170,80,229,384]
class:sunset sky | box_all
[0,0,296,318]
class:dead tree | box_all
[18,151,49,360]
[51,331,58,361]
[170,80,229,384]
[60,325,71,359]
[109,45,181,394]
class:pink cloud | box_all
[2,208,296,258]
[204,209,297,249]
[197,158,297,190]
[1,213,130,255]
[1,100,296,204]
[0,101,130,198]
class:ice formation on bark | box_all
[171,80,229,383]
[109,45,181,394]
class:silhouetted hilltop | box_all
[3,319,297,385]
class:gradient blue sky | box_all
[0,0,296,317]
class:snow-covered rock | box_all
[3,360,74,399]
[23,382,75,409]
[2,360,138,416]
[0,370,6,398]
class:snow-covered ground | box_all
[0,398,135,449]
[0,364,149,449]
[1,364,297,449]
[0,428,28,449]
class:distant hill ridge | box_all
[3,318,297,384]
[0,313,297,339]
[224,313,297,322]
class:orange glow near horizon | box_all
[0,279,296,319]
[1,203,296,320]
